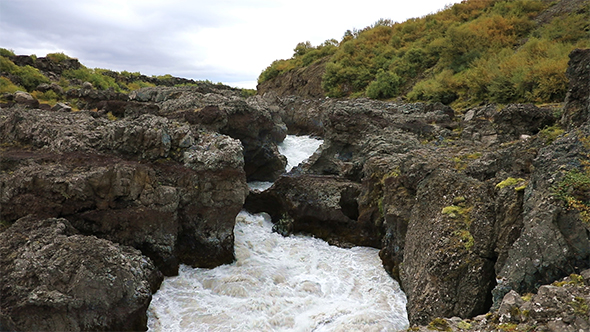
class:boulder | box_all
[0,216,163,331]
[399,169,496,325]
[13,91,39,108]
[51,102,72,112]
[36,83,65,95]
[408,270,590,331]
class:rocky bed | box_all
[1,49,589,331]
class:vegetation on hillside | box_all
[0,50,244,106]
[258,0,589,108]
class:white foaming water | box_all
[248,135,323,192]
[278,135,323,173]
[148,212,408,331]
[147,135,409,331]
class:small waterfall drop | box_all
[147,135,409,331]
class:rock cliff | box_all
[248,49,590,329]
[0,82,281,330]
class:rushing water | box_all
[147,136,409,332]
[248,135,324,192]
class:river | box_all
[147,135,409,331]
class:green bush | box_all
[17,65,50,91]
[63,67,121,91]
[46,52,71,62]
[366,69,403,99]
[0,48,15,58]
[538,12,590,43]
[31,90,60,105]
[0,76,25,94]
[0,56,18,73]
[241,89,257,98]
[1,56,50,91]
[126,80,155,91]
[408,69,459,104]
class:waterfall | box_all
[147,135,409,331]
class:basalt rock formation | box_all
[127,85,288,181]
[0,83,257,329]
[247,49,590,329]
[0,216,163,331]
[1,47,588,331]
[257,57,328,99]
[0,104,250,275]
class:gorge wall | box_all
[0,82,287,330]
[248,48,590,330]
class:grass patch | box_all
[552,169,590,224]
[496,177,526,190]
[427,317,451,331]
[539,124,565,144]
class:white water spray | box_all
[147,136,409,331]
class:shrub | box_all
[46,52,71,63]
[63,67,121,91]
[258,60,285,84]
[1,57,50,91]
[538,12,590,43]
[407,69,459,104]
[31,90,60,105]
[0,76,25,94]
[0,56,18,73]
[365,69,403,99]
[241,89,257,98]
[126,80,155,91]
[18,65,50,91]
[0,48,15,58]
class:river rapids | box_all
[147,135,409,331]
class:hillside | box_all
[0,49,255,110]
[257,0,589,108]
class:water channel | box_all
[147,135,409,331]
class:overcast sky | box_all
[0,0,461,89]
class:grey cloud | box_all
[0,0,243,82]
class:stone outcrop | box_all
[248,49,590,327]
[1,107,248,275]
[128,86,287,181]
[9,55,82,76]
[245,174,375,247]
[0,216,163,331]
[561,48,590,129]
[257,57,328,99]
[408,270,590,332]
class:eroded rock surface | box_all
[0,107,248,275]
[249,49,590,327]
[246,174,374,247]
[0,217,163,331]
[128,85,287,181]
[408,270,590,332]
